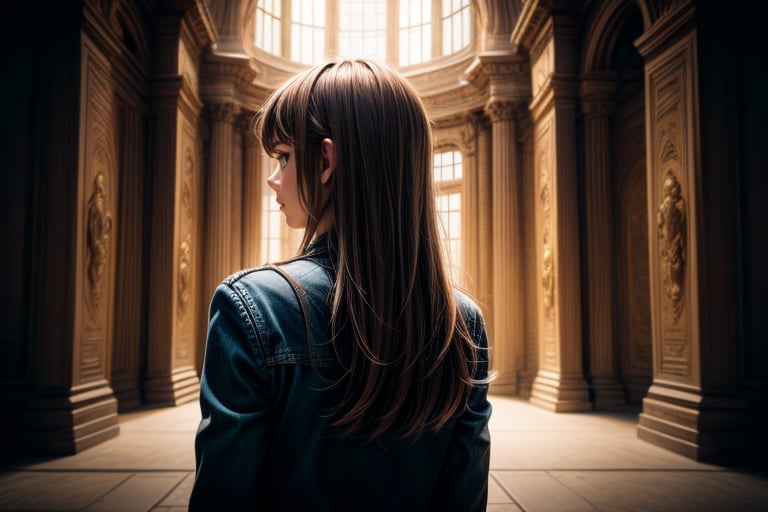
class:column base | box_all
[489,370,519,395]
[637,383,751,463]
[530,370,591,412]
[112,374,143,412]
[517,369,537,399]
[11,380,120,455]
[590,376,629,410]
[623,373,653,405]
[143,366,200,406]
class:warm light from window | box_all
[261,155,284,263]
[442,0,471,55]
[434,150,463,283]
[291,0,326,64]
[255,0,281,54]
[339,0,386,61]
[399,0,431,66]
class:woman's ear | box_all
[320,138,336,185]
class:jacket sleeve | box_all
[429,304,492,511]
[189,283,271,511]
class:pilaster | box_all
[17,28,121,454]
[526,10,591,412]
[635,1,750,461]
[145,4,207,406]
[476,113,494,337]
[580,79,626,408]
[203,100,240,302]
[111,105,147,411]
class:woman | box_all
[190,59,491,511]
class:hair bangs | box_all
[255,75,307,157]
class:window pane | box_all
[433,150,464,284]
[255,1,281,55]
[399,0,431,66]
[291,0,326,64]
[442,0,471,55]
[339,0,386,61]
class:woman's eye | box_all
[278,153,289,167]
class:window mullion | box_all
[387,0,398,66]
[326,0,338,57]
[281,0,292,59]
[432,0,441,59]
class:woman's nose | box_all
[267,165,280,191]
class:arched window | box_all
[253,0,474,66]
[434,149,463,284]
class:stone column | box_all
[231,124,244,272]
[203,100,240,301]
[476,114,494,335]
[144,3,212,406]
[241,121,264,268]
[580,80,626,408]
[485,100,525,394]
[524,11,591,411]
[460,116,480,295]
[111,105,147,411]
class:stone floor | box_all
[1,395,766,511]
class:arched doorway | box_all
[611,11,652,404]
[580,1,651,408]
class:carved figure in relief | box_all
[542,245,555,317]
[178,237,191,317]
[86,172,112,311]
[182,148,194,219]
[657,171,686,323]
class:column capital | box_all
[581,98,616,118]
[465,51,531,103]
[580,79,617,119]
[235,110,257,136]
[210,100,240,123]
[484,100,519,123]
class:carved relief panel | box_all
[534,111,557,371]
[645,33,698,384]
[531,37,554,100]
[176,119,201,365]
[78,39,118,384]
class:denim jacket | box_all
[190,240,492,511]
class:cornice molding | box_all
[511,0,551,51]
[635,0,696,60]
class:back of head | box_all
[257,59,479,441]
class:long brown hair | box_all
[257,59,482,440]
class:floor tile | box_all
[494,471,599,512]
[0,471,130,510]
[84,473,188,512]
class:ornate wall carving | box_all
[657,167,686,324]
[86,172,112,316]
[535,112,556,370]
[645,32,697,382]
[176,124,199,362]
[80,39,117,382]
[531,38,553,99]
